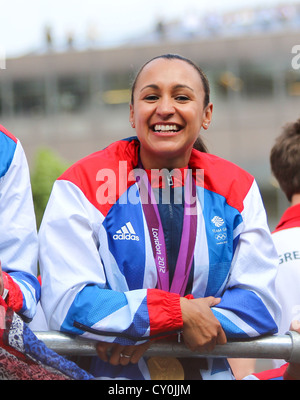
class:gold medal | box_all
[147,357,184,380]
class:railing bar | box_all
[34,331,300,362]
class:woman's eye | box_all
[144,95,159,101]
[175,95,189,101]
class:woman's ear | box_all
[202,102,213,130]
[129,104,135,128]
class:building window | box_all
[214,70,244,97]
[57,76,90,112]
[285,70,300,97]
[102,72,131,106]
[239,65,274,98]
[13,80,46,115]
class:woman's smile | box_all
[151,123,183,135]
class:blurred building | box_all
[0,8,299,227]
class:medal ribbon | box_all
[136,160,197,296]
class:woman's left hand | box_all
[179,296,227,352]
[96,341,151,366]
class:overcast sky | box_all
[0,0,298,57]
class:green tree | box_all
[31,147,70,228]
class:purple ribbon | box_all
[136,161,197,296]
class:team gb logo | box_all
[211,216,224,227]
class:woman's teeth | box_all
[154,124,180,132]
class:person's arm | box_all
[40,177,227,354]
[96,295,227,365]
[211,180,281,339]
[0,137,40,321]
[39,179,183,344]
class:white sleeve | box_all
[0,140,39,318]
[232,180,281,319]
[39,179,107,329]
[39,180,180,344]
[212,180,281,338]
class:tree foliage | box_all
[31,147,70,228]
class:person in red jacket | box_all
[270,118,300,369]
[231,118,300,379]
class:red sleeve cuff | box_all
[2,272,23,312]
[147,288,183,337]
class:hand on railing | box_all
[179,296,227,352]
[96,341,150,366]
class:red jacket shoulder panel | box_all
[58,138,140,216]
[190,149,254,213]
[0,125,18,143]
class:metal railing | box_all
[35,331,300,363]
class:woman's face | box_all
[130,58,213,169]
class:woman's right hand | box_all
[179,296,227,352]
[96,341,150,366]
[96,296,226,365]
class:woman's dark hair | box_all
[270,118,300,201]
[130,54,210,153]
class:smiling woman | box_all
[38,53,281,380]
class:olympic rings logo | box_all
[215,233,227,241]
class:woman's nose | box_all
[156,97,175,117]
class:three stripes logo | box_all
[113,222,140,241]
